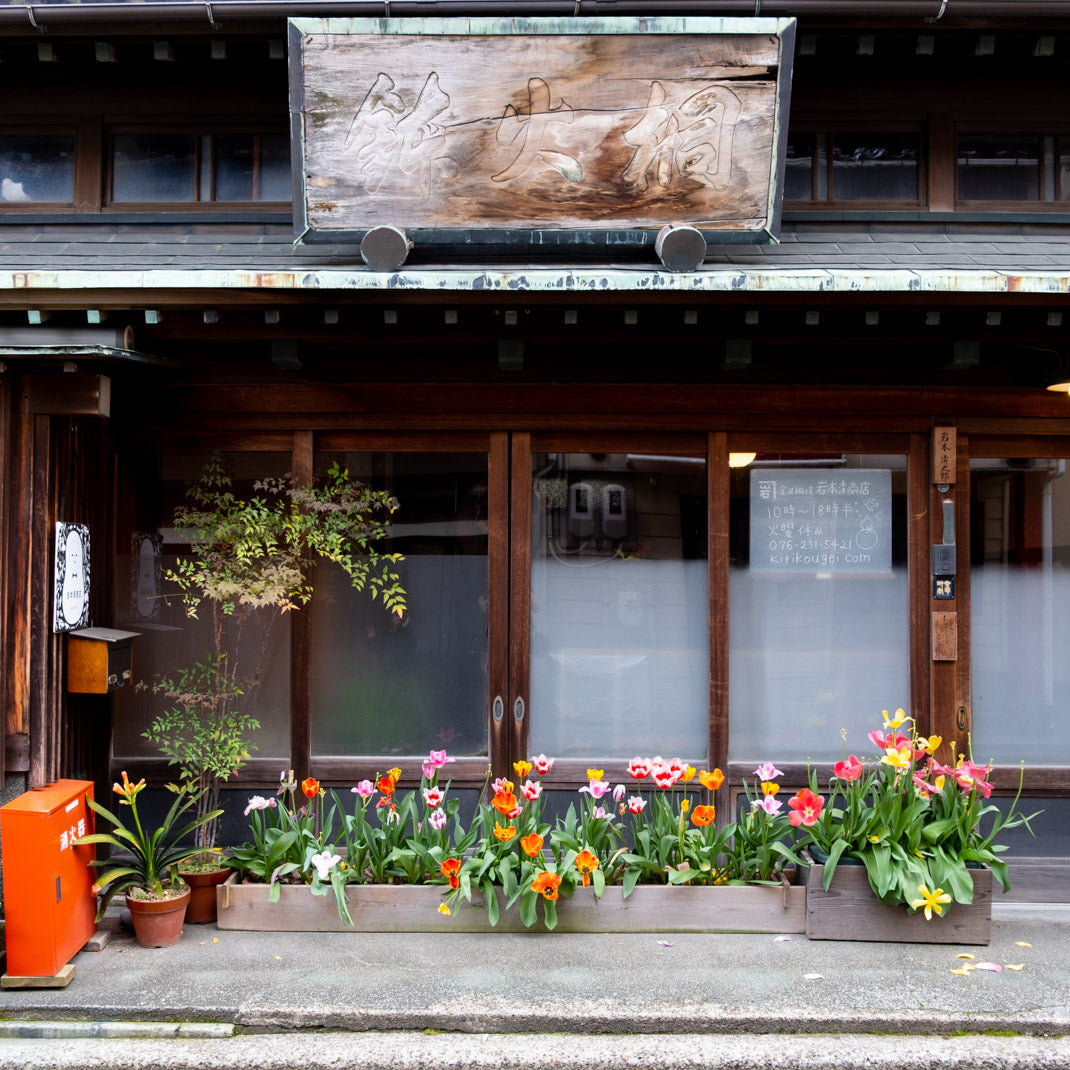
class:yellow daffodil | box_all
[881,745,912,769]
[882,708,907,729]
[910,884,952,921]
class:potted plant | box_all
[142,655,258,923]
[792,709,1041,944]
[144,452,407,921]
[75,772,223,948]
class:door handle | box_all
[513,696,525,724]
[492,695,504,723]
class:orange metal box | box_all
[0,780,96,978]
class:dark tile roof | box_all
[0,220,1068,292]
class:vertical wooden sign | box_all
[932,426,956,486]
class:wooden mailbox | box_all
[66,627,139,694]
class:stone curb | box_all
[1,1030,1069,1070]
[0,1021,234,1040]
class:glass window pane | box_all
[214,134,291,202]
[783,135,813,200]
[957,135,1041,201]
[311,453,489,759]
[0,135,75,203]
[111,451,293,762]
[259,134,293,201]
[831,134,919,201]
[729,454,909,762]
[529,452,709,761]
[112,134,196,202]
[214,134,255,201]
[970,457,1070,765]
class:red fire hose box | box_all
[1,780,96,980]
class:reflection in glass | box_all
[111,451,293,760]
[783,136,813,200]
[957,136,1041,201]
[970,458,1070,764]
[0,135,75,203]
[214,134,291,201]
[311,453,489,758]
[529,452,709,760]
[729,454,909,762]
[831,134,919,201]
[112,134,196,201]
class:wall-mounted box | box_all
[66,627,139,694]
[0,780,96,980]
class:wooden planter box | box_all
[216,874,805,934]
[802,861,992,945]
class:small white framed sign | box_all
[54,522,91,632]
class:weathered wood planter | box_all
[216,874,805,934]
[802,861,992,945]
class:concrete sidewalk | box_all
[0,903,1067,1068]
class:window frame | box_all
[0,124,79,211]
[783,123,927,210]
[0,118,291,216]
[954,124,1070,210]
[104,122,292,210]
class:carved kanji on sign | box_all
[291,18,794,238]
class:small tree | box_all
[144,452,406,851]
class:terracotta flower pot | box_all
[180,866,232,924]
[125,886,191,948]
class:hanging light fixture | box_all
[729,452,757,468]
[1045,353,1070,393]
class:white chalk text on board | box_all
[749,469,892,574]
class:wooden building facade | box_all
[1,0,1069,897]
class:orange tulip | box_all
[575,849,600,887]
[302,777,320,798]
[531,870,562,901]
[492,790,519,816]
[691,804,716,827]
[698,768,724,791]
[520,833,544,857]
[493,822,517,842]
[440,857,462,890]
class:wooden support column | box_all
[487,432,511,778]
[927,423,969,756]
[29,414,56,787]
[708,432,729,780]
[290,430,313,784]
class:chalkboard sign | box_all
[749,469,891,574]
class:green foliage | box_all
[146,453,406,849]
[74,773,222,921]
[796,711,1041,918]
[143,654,259,852]
[165,453,405,621]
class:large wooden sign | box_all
[289,17,794,244]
